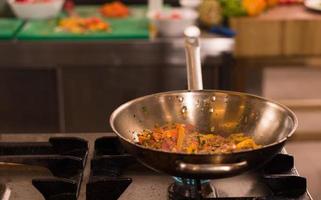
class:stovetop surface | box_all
[97,160,311,200]
[0,133,313,200]
[0,166,50,200]
[119,167,269,199]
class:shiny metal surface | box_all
[110,90,298,178]
[177,160,248,175]
[184,26,203,90]
[110,28,297,178]
[166,28,248,176]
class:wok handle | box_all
[184,26,203,90]
[176,160,248,175]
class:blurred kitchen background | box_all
[0,0,320,198]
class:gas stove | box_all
[0,133,313,200]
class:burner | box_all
[0,137,88,200]
[168,178,217,200]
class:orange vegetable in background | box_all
[266,0,279,7]
[100,1,129,18]
[242,0,267,16]
[58,17,109,33]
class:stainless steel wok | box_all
[110,27,298,179]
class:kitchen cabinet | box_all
[61,62,220,132]
[0,69,59,133]
[0,39,231,133]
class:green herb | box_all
[196,135,201,144]
[219,0,246,17]
[142,106,148,114]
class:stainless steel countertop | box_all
[0,37,234,68]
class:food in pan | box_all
[136,123,261,154]
[58,17,109,33]
[100,1,129,18]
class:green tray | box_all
[0,18,23,39]
[17,6,149,40]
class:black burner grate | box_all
[87,137,134,200]
[0,137,88,200]
[263,154,307,198]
